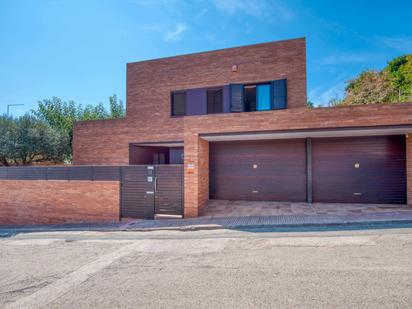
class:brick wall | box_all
[184,103,412,217]
[73,38,307,165]
[183,103,412,135]
[73,118,181,165]
[0,180,120,225]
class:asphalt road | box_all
[1,227,412,308]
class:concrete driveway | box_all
[1,227,412,308]
[203,199,412,217]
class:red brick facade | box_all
[0,180,119,225]
[71,37,412,218]
[183,103,412,217]
[73,38,307,164]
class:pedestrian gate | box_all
[121,165,184,219]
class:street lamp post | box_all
[7,104,24,116]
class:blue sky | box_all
[1,0,411,116]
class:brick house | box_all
[73,37,412,218]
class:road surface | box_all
[1,226,412,308]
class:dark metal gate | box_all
[120,166,150,219]
[120,165,184,219]
[154,165,184,217]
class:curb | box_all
[2,218,412,235]
[0,233,14,238]
[122,219,412,232]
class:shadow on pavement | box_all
[235,221,412,233]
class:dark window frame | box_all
[242,81,272,112]
[207,87,224,114]
[171,91,187,117]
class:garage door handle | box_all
[353,192,362,196]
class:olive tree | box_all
[0,114,68,166]
[32,95,125,161]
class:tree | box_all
[0,115,16,166]
[32,95,125,161]
[343,70,396,105]
[385,55,412,101]
[32,97,78,161]
[109,95,125,118]
[340,54,412,106]
[307,101,315,108]
[0,115,68,166]
[328,97,344,106]
[81,102,109,121]
[0,95,125,165]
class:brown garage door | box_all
[312,135,406,204]
[209,139,307,201]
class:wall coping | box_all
[184,103,412,135]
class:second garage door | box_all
[209,139,307,202]
[312,135,406,204]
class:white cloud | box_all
[309,82,346,106]
[213,0,294,20]
[141,23,162,32]
[377,36,412,53]
[164,23,187,42]
[321,53,383,65]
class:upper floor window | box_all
[170,79,287,117]
[244,83,271,112]
[207,88,223,114]
[231,79,287,112]
[171,92,186,116]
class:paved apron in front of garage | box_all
[3,202,412,233]
[123,201,412,231]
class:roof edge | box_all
[126,37,306,66]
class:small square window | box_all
[171,92,186,116]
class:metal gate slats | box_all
[154,165,183,217]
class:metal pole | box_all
[6,104,24,116]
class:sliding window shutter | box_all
[272,79,287,109]
[186,88,207,115]
[229,84,244,112]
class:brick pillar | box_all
[198,137,209,214]
[183,133,209,218]
[407,134,412,205]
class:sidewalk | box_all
[0,222,120,237]
[2,211,412,235]
[121,210,412,231]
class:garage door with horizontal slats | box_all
[312,135,406,204]
[209,139,307,202]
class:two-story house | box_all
[73,38,412,218]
